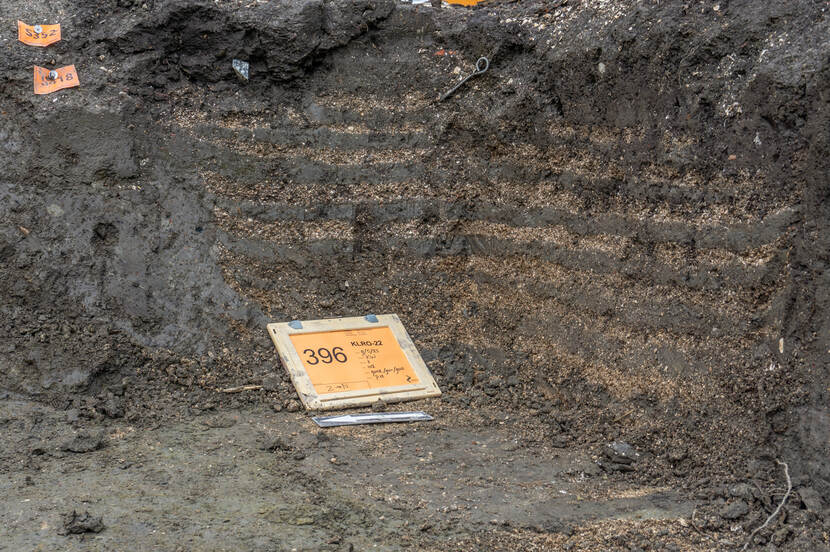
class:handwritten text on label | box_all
[289,326,420,394]
[18,21,61,47]
[34,65,80,95]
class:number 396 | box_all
[302,347,347,365]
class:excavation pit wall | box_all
[1,0,828,514]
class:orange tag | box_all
[18,21,61,47]
[289,326,420,395]
[34,65,80,95]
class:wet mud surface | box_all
[1,400,695,550]
[1,0,829,549]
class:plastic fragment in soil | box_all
[233,59,249,81]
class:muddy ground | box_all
[1,0,829,550]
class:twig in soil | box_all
[742,460,792,551]
[219,384,263,393]
[750,479,766,506]
[689,507,707,539]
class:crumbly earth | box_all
[1,0,828,550]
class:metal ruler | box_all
[312,411,433,428]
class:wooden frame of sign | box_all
[267,314,441,411]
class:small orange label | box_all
[34,65,80,95]
[289,326,420,395]
[18,21,61,47]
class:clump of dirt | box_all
[58,510,105,535]
[1,0,828,550]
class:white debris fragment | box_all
[232,59,249,81]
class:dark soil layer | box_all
[1,0,828,550]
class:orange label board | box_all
[18,21,61,47]
[289,326,420,395]
[34,65,80,95]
